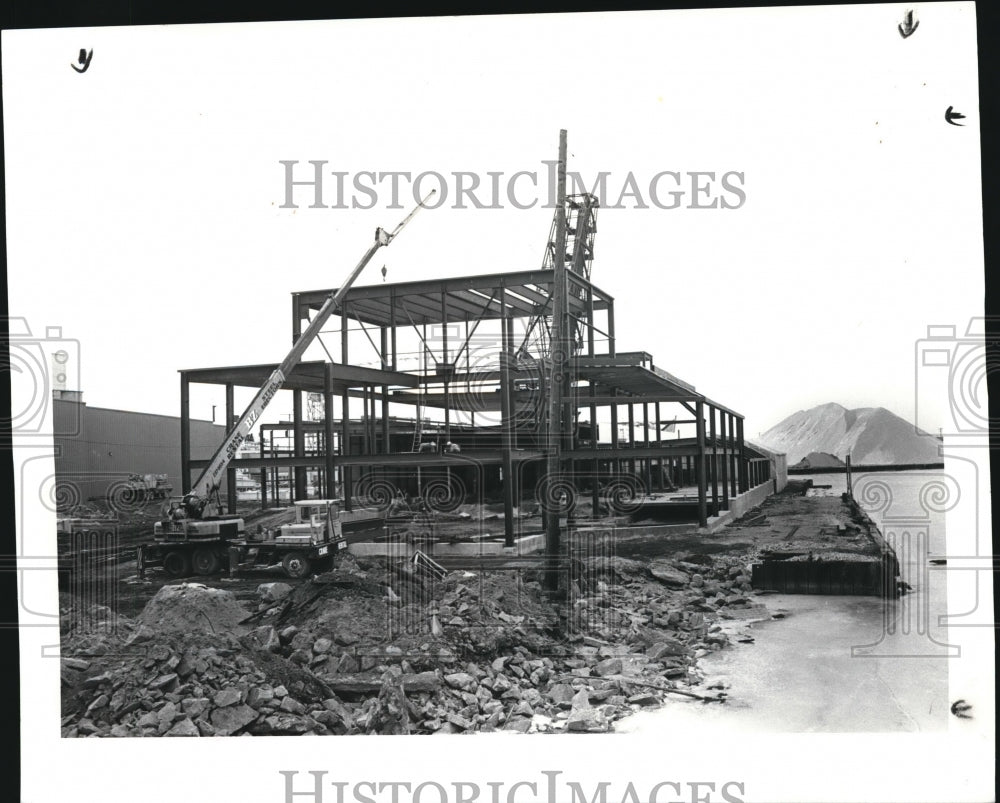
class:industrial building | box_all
[52,391,226,507]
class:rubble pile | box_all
[136,582,253,636]
[59,502,113,519]
[60,549,769,736]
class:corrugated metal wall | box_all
[53,399,226,504]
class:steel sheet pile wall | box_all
[751,495,900,598]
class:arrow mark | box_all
[899,10,919,39]
[71,48,93,74]
[951,699,973,719]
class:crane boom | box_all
[188,192,435,516]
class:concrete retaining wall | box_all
[772,453,788,492]
[350,478,781,556]
[349,533,546,558]
[704,480,775,533]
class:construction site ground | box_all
[57,480,886,736]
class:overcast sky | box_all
[3,3,984,441]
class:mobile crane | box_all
[138,193,434,579]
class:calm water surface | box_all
[617,470,951,733]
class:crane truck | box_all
[137,193,435,580]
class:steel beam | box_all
[295,269,605,313]
[179,361,419,390]
[189,450,545,470]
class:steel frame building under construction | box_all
[177,134,777,554]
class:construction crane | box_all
[518,193,598,362]
[179,191,435,521]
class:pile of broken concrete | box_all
[60,551,768,736]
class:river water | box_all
[617,470,952,733]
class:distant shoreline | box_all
[787,462,944,475]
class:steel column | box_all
[655,403,663,490]
[696,399,707,528]
[225,383,237,513]
[499,307,515,548]
[607,300,615,358]
[323,364,336,499]
[737,417,747,493]
[180,373,191,494]
[341,305,352,511]
[627,402,635,479]
[709,404,718,516]
[293,390,306,500]
[544,130,568,592]
[719,411,729,511]
[505,313,517,456]
[729,414,738,498]
[610,391,619,482]
[643,402,651,492]
[260,453,268,509]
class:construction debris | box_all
[59,544,764,737]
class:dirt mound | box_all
[138,583,251,635]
